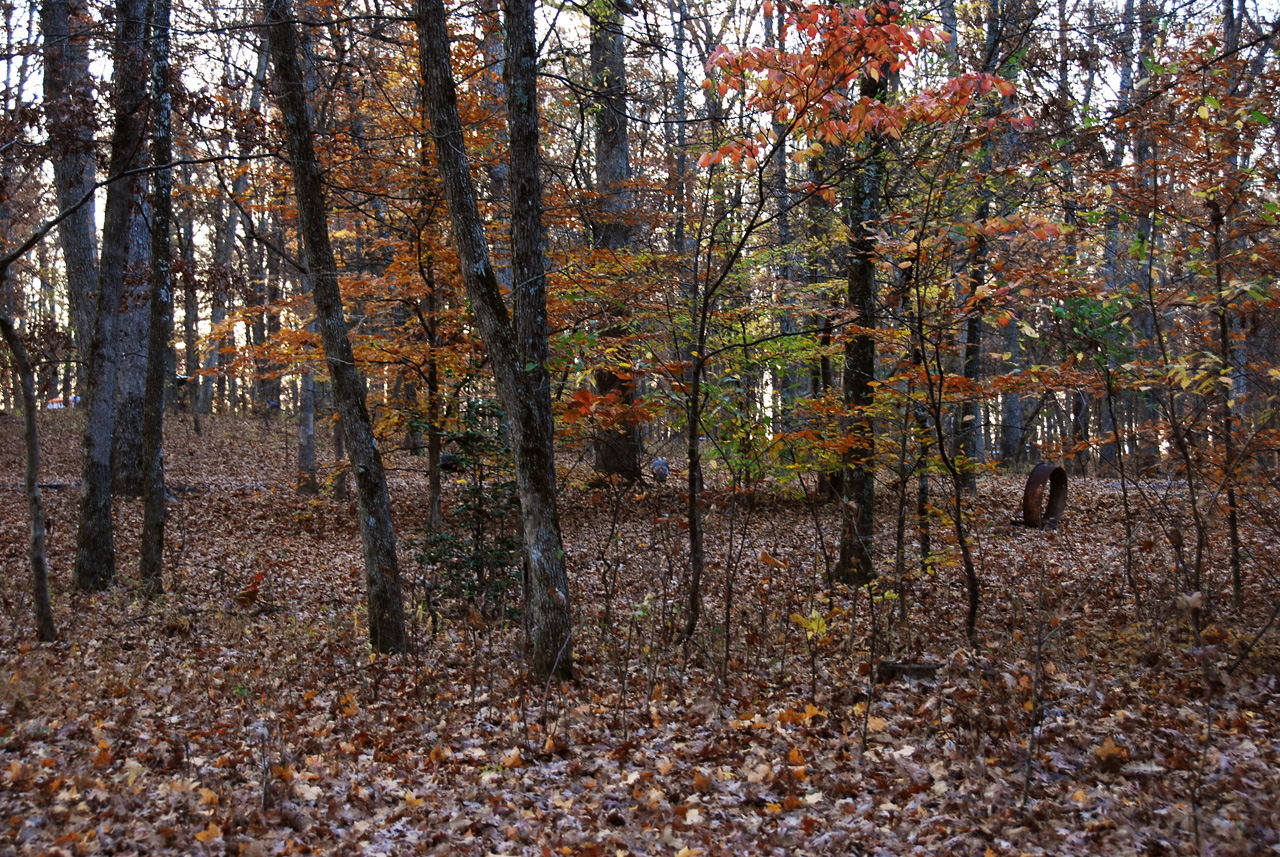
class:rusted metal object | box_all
[1023,463,1068,529]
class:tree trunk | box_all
[0,316,56,641]
[40,0,98,377]
[264,0,407,653]
[590,0,640,479]
[332,412,349,500]
[139,0,173,597]
[1070,390,1089,475]
[297,367,318,493]
[835,68,884,586]
[590,0,632,250]
[73,0,149,592]
[113,199,152,496]
[180,211,201,424]
[1000,320,1022,462]
[505,0,553,461]
[418,0,574,678]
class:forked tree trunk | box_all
[265,0,407,653]
[418,0,573,678]
[73,0,149,592]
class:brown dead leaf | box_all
[1096,737,1129,772]
[693,768,713,793]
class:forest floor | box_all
[1,411,1278,856]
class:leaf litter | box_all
[1,412,1278,855]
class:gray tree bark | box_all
[40,0,98,371]
[112,200,152,496]
[297,366,318,493]
[505,0,553,461]
[264,0,407,652]
[73,0,149,592]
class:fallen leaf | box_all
[193,822,222,844]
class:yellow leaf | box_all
[1072,789,1086,803]
[404,789,424,808]
[1198,104,1210,119]
[199,787,218,805]
[194,822,222,844]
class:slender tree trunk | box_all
[139,0,173,597]
[332,413,349,500]
[263,216,283,409]
[1000,321,1022,462]
[417,268,444,528]
[1211,202,1243,609]
[73,0,149,592]
[0,315,56,640]
[418,0,574,677]
[179,211,201,427]
[683,365,706,638]
[264,0,407,653]
[668,0,688,256]
[297,367,318,493]
[1070,390,1089,475]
